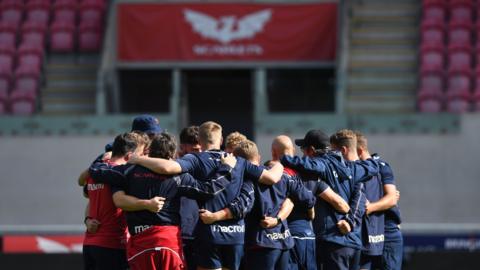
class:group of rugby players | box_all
[78,114,403,270]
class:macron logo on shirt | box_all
[87,183,104,191]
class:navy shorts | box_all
[317,241,361,270]
[359,254,382,270]
[196,242,244,270]
[382,228,403,270]
[289,236,317,270]
[82,245,128,270]
[183,238,197,270]
[245,247,289,270]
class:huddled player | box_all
[78,119,403,270]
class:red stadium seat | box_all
[21,21,47,48]
[449,0,473,24]
[78,20,102,52]
[419,70,444,95]
[0,0,24,26]
[448,21,472,47]
[53,0,77,25]
[0,86,8,114]
[79,0,105,24]
[14,65,40,94]
[422,0,446,23]
[446,98,470,113]
[49,21,75,52]
[447,70,472,98]
[0,70,12,100]
[420,44,445,73]
[421,19,445,46]
[419,99,443,113]
[0,21,19,49]
[9,89,36,115]
[448,44,472,72]
[0,45,16,73]
[473,88,480,111]
[26,0,51,27]
[17,45,44,73]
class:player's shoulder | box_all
[372,153,391,168]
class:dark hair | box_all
[112,133,141,157]
[179,126,199,145]
[149,132,177,159]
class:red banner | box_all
[118,3,337,62]
[3,235,84,253]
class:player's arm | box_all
[78,169,89,186]
[199,180,255,224]
[260,198,295,229]
[112,191,165,213]
[89,162,128,185]
[342,182,366,231]
[128,154,182,174]
[179,154,237,200]
[243,160,284,185]
[353,157,379,182]
[319,187,350,214]
[280,155,327,178]
[258,161,284,185]
[366,184,398,215]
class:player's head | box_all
[330,129,358,160]
[233,140,260,165]
[179,125,201,157]
[225,131,247,153]
[199,121,223,150]
[295,129,330,157]
[112,132,145,159]
[354,130,371,160]
[131,114,162,136]
[149,132,177,160]
[271,135,295,161]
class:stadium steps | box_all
[346,0,419,113]
[41,55,98,115]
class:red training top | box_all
[83,161,128,249]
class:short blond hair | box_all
[330,129,357,149]
[199,121,222,145]
[233,140,259,162]
[225,131,247,152]
[354,130,368,150]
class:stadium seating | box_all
[21,21,47,49]
[53,0,77,25]
[0,0,24,26]
[26,0,51,27]
[448,44,472,72]
[421,19,445,47]
[79,20,102,52]
[50,20,75,53]
[0,0,107,114]
[420,44,445,73]
[419,0,479,113]
[449,0,473,24]
[9,89,36,115]
[422,0,446,23]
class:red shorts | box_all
[127,225,185,270]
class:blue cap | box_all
[131,114,162,134]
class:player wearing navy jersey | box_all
[281,129,378,270]
[89,132,238,270]
[178,126,202,270]
[354,133,402,270]
[128,121,284,270]
[271,135,351,270]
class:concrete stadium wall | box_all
[0,115,479,228]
